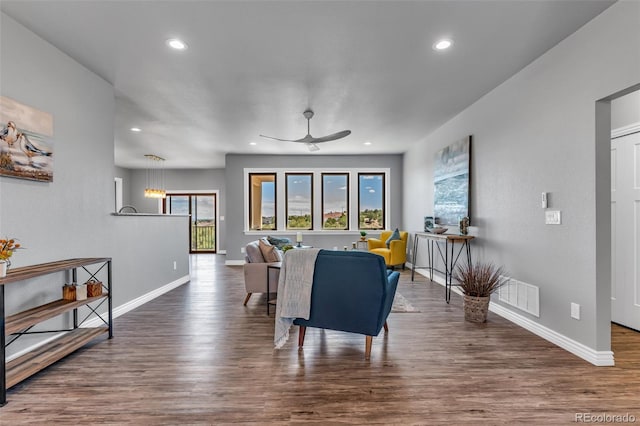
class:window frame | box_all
[248,172,277,231]
[357,172,386,230]
[321,172,350,230]
[285,172,314,230]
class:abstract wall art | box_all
[0,96,54,182]
[433,135,471,226]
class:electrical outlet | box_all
[173,261,177,270]
[545,210,561,225]
[541,192,548,208]
[240,247,245,254]
[571,302,580,320]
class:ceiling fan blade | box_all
[259,134,297,142]
[306,143,320,152]
[307,130,351,143]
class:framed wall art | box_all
[0,96,54,182]
[433,135,471,226]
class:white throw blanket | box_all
[274,248,322,349]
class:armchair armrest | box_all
[380,271,400,328]
[368,238,386,250]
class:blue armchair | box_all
[293,250,400,359]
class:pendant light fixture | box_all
[144,154,166,198]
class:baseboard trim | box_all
[414,269,615,366]
[225,260,245,266]
[6,275,190,362]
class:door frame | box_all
[611,121,640,331]
[164,190,220,254]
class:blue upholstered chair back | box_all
[293,250,400,337]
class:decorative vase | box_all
[463,295,490,323]
[0,260,7,278]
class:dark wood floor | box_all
[2,254,639,424]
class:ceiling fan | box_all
[260,109,351,152]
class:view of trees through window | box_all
[286,173,312,229]
[249,173,276,230]
[247,170,387,231]
[358,173,385,229]
[322,173,349,229]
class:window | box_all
[249,173,277,230]
[286,173,313,229]
[358,173,385,230]
[322,173,349,230]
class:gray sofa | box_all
[243,238,289,306]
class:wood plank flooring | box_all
[2,254,639,425]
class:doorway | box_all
[164,193,217,253]
[611,126,640,331]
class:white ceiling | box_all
[1,0,615,169]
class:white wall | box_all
[612,90,640,130]
[0,13,189,356]
[403,1,640,352]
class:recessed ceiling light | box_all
[166,38,188,50]
[130,127,142,132]
[249,142,257,146]
[433,38,453,51]
[364,141,372,146]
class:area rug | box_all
[391,292,420,313]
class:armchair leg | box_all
[383,321,389,333]
[243,293,252,306]
[298,326,307,348]
[365,335,373,360]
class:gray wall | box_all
[611,90,640,130]
[114,166,132,208]
[225,154,403,261]
[0,13,189,356]
[126,168,227,251]
[403,2,639,352]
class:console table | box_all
[411,233,475,303]
[0,258,112,406]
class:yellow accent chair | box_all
[367,230,408,269]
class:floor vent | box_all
[498,276,540,317]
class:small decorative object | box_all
[453,261,506,323]
[86,279,103,297]
[459,216,470,235]
[432,227,448,234]
[62,284,76,301]
[282,244,294,252]
[360,231,367,241]
[0,237,22,277]
[343,246,348,251]
[75,283,88,301]
[296,232,303,247]
[352,242,357,249]
[424,216,434,232]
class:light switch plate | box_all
[571,302,580,320]
[545,210,561,225]
[541,192,548,209]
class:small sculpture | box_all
[459,217,470,235]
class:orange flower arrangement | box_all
[0,238,22,263]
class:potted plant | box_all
[359,231,367,241]
[453,261,505,323]
[0,237,22,277]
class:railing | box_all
[192,224,215,251]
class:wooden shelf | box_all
[6,294,109,335]
[0,258,110,286]
[1,257,112,406]
[6,327,109,388]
